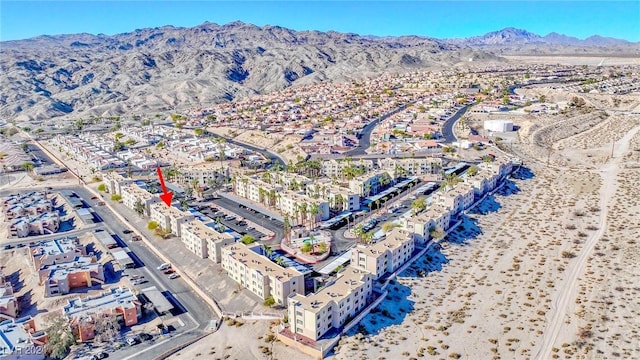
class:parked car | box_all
[157,263,171,271]
[90,351,109,360]
[139,333,153,341]
[3,244,13,250]
[125,337,139,346]
[168,273,180,279]
[163,269,174,275]
[123,229,133,234]
[132,279,148,285]
[16,243,26,248]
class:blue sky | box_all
[1,1,639,42]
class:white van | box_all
[156,263,171,271]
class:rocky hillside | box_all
[0,21,498,122]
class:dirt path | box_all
[534,124,640,359]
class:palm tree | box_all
[364,231,374,245]
[283,216,291,241]
[261,244,273,259]
[354,224,364,242]
[275,256,287,267]
[411,197,427,215]
[133,199,145,216]
[21,162,35,173]
[309,203,320,229]
[334,194,344,212]
[381,221,399,233]
[299,203,308,228]
[214,136,227,171]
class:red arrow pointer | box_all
[156,167,173,207]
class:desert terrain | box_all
[328,93,640,359]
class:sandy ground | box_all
[168,319,313,360]
[331,91,640,359]
[207,126,308,165]
[503,55,640,66]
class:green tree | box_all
[381,221,399,233]
[124,138,136,146]
[275,256,287,267]
[110,194,122,201]
[301,241,313,253]
[411,197,427,215]
[240,235,256,245]
[263,296,276,307]
[97,183,107,192]
[147,221,159,230]
[21,162,35,172]
[194,128,204,137]
[113,141,125,152]
[114,132,124,141]
[467,165,479,176]
[44,312,76,360]
[317,241,328,254]
[134,199,145,215]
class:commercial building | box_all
[287,267,373,341]
[63,287,141,342]
[221,243,304,306]
[484,120,514,132]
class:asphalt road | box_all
[212,196,284,243]
[440,105,470,144]
[345,104,409,156]
[201,129,286,168]
[69,187,212,359]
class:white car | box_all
[168,273,180,279]
[157,263,171,271]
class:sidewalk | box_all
[106,197,274,314]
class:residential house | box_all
[378,157,443,178]
[348,171,395,197]
[0,283,18,320]
[121,184,159,217]
[38,256,104,297]
[149,202,195,237]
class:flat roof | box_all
[110,249,135,267]
[93,231,117,248]
[63,287,138,318]
[140,286,173,314]
[317,251,352,275]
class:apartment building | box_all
[348,170,395,197]
[63,287,141,342]
[181,220,234,261]
[39,256,104,297]
[480,157,514,180]
[30,237,87,271]
[149,202,195,237]
[287,267,373,341]
[321,159,374,179]
[121,184,160,217]
[465,169,499,198]
[276,190,331,223]
[350,228,415,279]
[378,157,443,178]
[235,175,330,223]
[221,243,304,305]
[175,163,228,188]
[402,204,452,243]
[9,212,60,238]
[306,182,361,212]
[0,316,47,358]
[103,172,132,195]
[0,283,18,319]
[434,183,475,216]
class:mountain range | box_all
[0,23,636,123]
